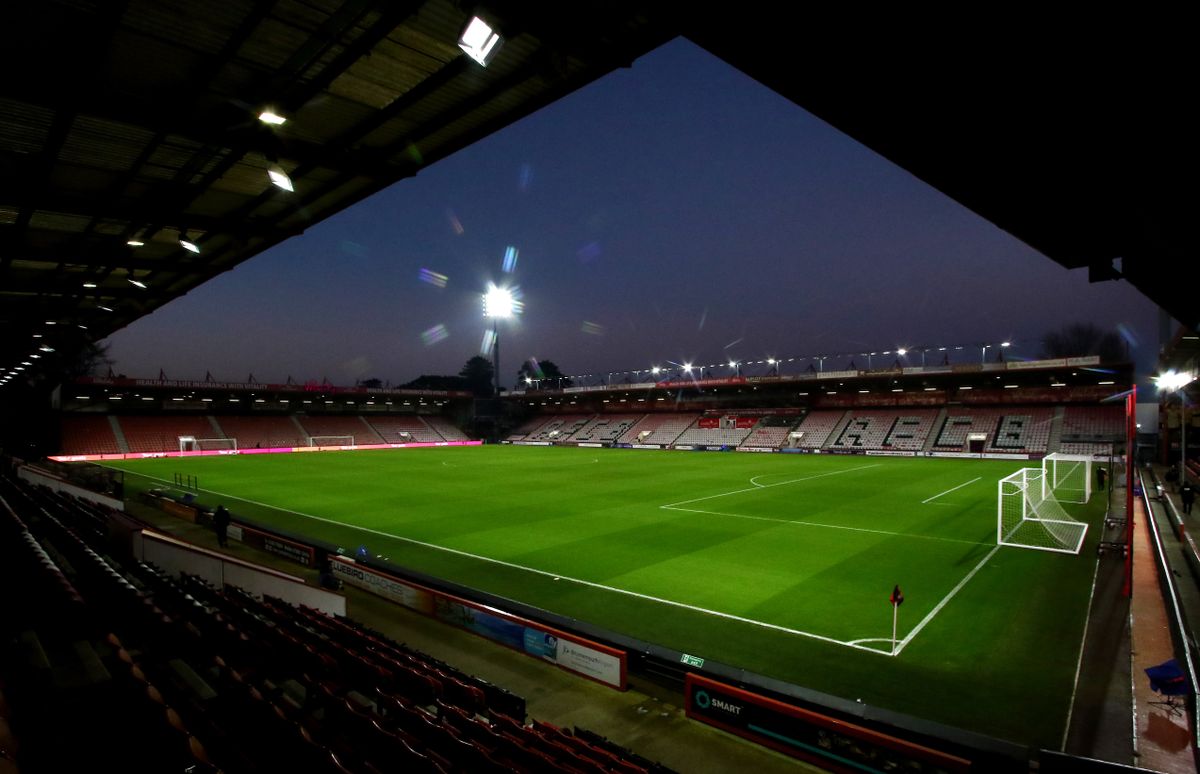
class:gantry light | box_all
[458,16,502,66]
[258,109,287,126]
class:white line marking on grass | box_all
[662,505,990,546]
[892,545,1000,657]
[663,464,882,508]
[921,477,981,504]
[1061,556,1102,751]
[749,475,769,488]
[120,470,893,656]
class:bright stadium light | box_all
[483,284,518,397]
[482,285,515,319]
[458,16,502,66]
[258,109,287,126]
[179,230,200,253]
[897,348,907,356]
[683,363,693,373]
[1155,370,1195,392]
[128,278,147,289]
[268,164,294,192]
[126,239,145,247]
[83,282,97,288]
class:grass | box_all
[106,445,1105,746]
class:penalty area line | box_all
[921,477,982,504]
[119,470,890,656]
[661,505,990,546]
[663,463,882,508]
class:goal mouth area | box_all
[308,435,356,448]
[178,436,237,452]
[998,466,1088,555]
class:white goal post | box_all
[179,436,237,452]
[998,467,1088,554]
[308,435,356,448]
[1042,452,1093,504]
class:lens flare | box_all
[581,321,604,336]
[480,328,497,355]
[421,324,449,346]
[418,268,449,288]
[502,245,519,273]
[518,162,533,191]
[446,208,465,235]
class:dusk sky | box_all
[105,38,1163,388]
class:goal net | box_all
[998,467,1088,554]
[308,435,355,448]
[179,436,237,453]
[1042,453,1093,504]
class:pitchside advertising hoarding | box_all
[685,674,970,772]
[331,558,626,689]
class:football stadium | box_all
[1,4,1197,774]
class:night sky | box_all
[104,38,1162,388]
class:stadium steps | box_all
[356,416,385,444]
[289,415,307,441]
[1047,406,1066,454]
[108,415,130,453]
[922,409,947,452]
[820,411,855,450]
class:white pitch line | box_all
[661,464,882,508]
[1061,555,1102,750]
[893,545,1000,656]
[921,476,981,504]
[662,504,990,546]
[117,469,890,656]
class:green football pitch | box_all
[107,445,1105,747]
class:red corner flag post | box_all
[890,585,904,655]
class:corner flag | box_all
[889,584,904,656]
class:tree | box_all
[1040,323,1127,363]
[402,374,469,391]
[359,377,383,389]
[459,355,495,396]
[516,359,572,389]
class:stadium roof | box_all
[1,4,1193,386]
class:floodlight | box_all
[258,109,287,126]
[268,165,294,192]
[525,377,533,385]
[1156,370,1195,392]
[97,305,113,312]
[651,366,661,374]
[179,230,200,253]
[126,239,145,247]
[728,360,737,368]
[1001,341,1011,347]
[683,363,693,373]
[458,16,502,66]
[83,282,97,288]
[29,354,39,359]
[128,278,147,289]
[482,285,515,318]
[20,361,31,366]
[767,358,776,365]
[897,348,907,356]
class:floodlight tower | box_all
[483,285,515,397]
[1157,370,1196,487]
